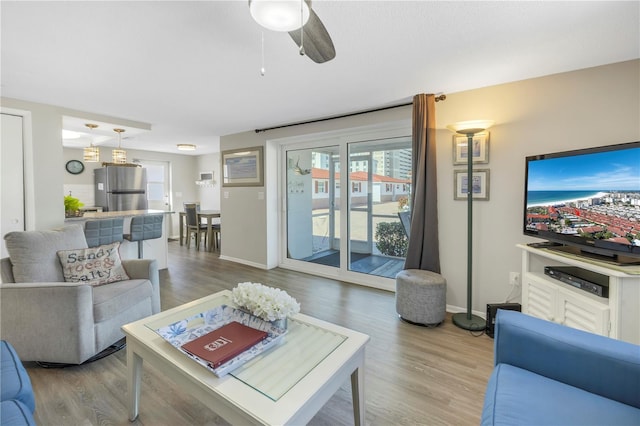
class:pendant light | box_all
[83,123,100,162]
[112,128,127,164]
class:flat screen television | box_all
[524,141,640,264]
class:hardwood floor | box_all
[24,241,495,425]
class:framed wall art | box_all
[452,131,490,165]
[454,169,490,201]
[222,146,264,187]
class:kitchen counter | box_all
[65,209,174,269]
[65,209,173,221]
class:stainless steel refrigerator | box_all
[94,166,148,211]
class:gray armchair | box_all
[0,225,160,364]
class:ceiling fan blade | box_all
[288,8,335,63]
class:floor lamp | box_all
[447,120,494,331]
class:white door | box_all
[1,113,25,259]
[138,160,171,211]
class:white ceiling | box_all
[2,1,638,155]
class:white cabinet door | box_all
[523,274,610,336]
[557,288,610,336]
[1,113,25,259]
[523,276,557,322]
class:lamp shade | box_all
[250,0,310,32]
[446,120,495,135]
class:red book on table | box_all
[181,321,268,368]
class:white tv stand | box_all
[519,244,640,344]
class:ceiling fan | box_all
[249,0,335,64]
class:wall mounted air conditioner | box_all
[196,171,215,187]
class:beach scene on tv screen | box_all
[526,146,640,249]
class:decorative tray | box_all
[154,304,287,377]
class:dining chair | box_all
[183,201,207,225]
[184,205,208,250]
[183,202,201,214]
[211,222,221,251]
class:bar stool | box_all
[123,215,163,258]
[83,218,124,247]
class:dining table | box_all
[179,209,220,252]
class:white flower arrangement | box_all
[231,282,300,322]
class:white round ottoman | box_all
[395,269,446,326]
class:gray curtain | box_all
[404,94,440,272]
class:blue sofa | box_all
[482,310,640,426]
[1,340,36,426]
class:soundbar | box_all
[543,266,609,298]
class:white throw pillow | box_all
[57,242,130,286]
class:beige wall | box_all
[220,59,640,313]
[435,59,640,313]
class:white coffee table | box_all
[122,290,370,425]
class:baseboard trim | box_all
[218,255,269,270]
[446,304,486,319]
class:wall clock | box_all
[65,160,85,175]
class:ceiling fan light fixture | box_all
[250,0,310,32]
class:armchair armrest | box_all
[122,259,158,284]
[494,310,640,409]
[0,283,95,363]
[121,259,160,313]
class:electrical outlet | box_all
[509,272,520,286]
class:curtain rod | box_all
[254,94,446,133]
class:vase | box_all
[65,210,84,218]
[270,317,288,330]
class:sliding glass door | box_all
[347,138,411,278]
[285,146,340,265]
[282,133,411,287]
